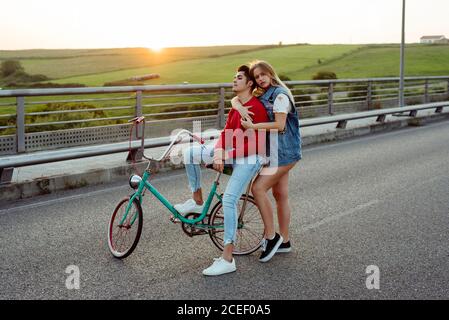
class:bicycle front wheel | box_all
[108,196,143,259]
[208,195,264,255]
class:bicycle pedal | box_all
[192,230,208,236]
[169,216,181,224]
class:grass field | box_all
[53,44,363,85]
[2,44,449,86]
[0,45,274,80]
[51,44,449,86]
[291,44,449,79]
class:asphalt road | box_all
[1,120,448,300]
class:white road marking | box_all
[305,119,449,153]
[0,171,188,215]
[301,200,380,232]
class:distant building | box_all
[420,35,449,44]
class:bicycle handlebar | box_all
[143,128,204,162]
[128,116,145,124]
[128,116,205,163]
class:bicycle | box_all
[107,116,265,259]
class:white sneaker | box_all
[202,257,236,276]
[174,199,204,215]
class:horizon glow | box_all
[1,0,448,50]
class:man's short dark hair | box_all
[237,65,256,91]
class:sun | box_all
[149,46,164,53]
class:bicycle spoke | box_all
[123,229,131,249]
[242,225,263,240]
[242,230,260,248]
[236,230,250,251]
[242,214,263,229]
[113,232,121,250]
[116,210,129,251]
[120,228,128,250]
[241,205,258,223]
[236,216,263,252]
[214,234,224,243]
[209,196,264,255]
[116,230,124,252]
[242,218,264,231]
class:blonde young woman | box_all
[231,60,302,263]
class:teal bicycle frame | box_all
[120,165,224,229]
[118,126,253,232]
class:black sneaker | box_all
[259,233,283,263]
[277,241,291,253]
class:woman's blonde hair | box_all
[249,60,295,103]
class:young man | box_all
[174,65,269,276]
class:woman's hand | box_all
[231,96,242,110]
[241,117,255,129]
[212,149,226,172]
[231,96,254,121]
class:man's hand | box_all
[213,149,226,172]
[231,96,254,121]
[241,117,255,129]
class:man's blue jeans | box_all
[183,143,263,246]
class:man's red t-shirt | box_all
[215,96,269,159]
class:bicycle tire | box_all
[208,194,264,255]
[108,196,143,259]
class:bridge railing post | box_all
[217,87,225,128]
[328,82,334,115]
[367,81,372,110]
[135,90,143,118]
[16,96,25,154]
[126,90,143,162]
[447,78,449,96]
[424,79,429,104]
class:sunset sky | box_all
[1,0,448,50]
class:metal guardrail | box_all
[1,76,449,155]
[1,76,449,184]
[0,130,220,170]
[1,100,448,185]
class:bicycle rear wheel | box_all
[108,196,143,259]
[208,195,264,255]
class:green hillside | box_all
[1,44,448,88]
[53,44,449,86]
[55,44,363,86]
[0,45,274,80]
[290,44,449,79]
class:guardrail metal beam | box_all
[1,101,447,173]
[2,77,449,98]
[1,77,449,185]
